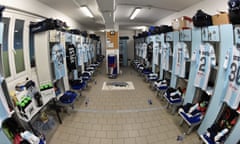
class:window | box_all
[2,18,10,77]
[14,19,25,73]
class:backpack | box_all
[0,5,5,22]
[192,9,212,27]
[228,0,240,24]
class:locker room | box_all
[0,0,239,144]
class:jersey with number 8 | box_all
[193,43,216,90]
[223,45,240,109]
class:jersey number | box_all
[228,63,240,85]
[199,57,206,72]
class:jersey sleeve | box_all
[210,44,216,66]
[51,44,58,61]
[59,43,66,58]
[223,48,231,70]
[184,44,189,59]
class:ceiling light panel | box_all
[80,5,94,18]
[130,7,141,20]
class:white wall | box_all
[0,0,85,29]
[155,0,229,26]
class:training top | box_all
[51,43,66,80]
[66,44,77,71]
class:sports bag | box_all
[228,0,240,24]
[192,9,212,27]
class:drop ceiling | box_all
[37,0,202,31]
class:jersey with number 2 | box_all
[193,43,216,90]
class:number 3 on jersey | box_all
[228,62,240,85]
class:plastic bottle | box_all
[20,130,40,144]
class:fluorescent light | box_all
[130,7,141,20]
[80,5,94,18]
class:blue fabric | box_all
[71,81,86,90]
[180,111,201,124]
[59,91,77,104]
[156,86,168,90]
[203,134,215,144]
[142,69,151,75]
[51,43,66,80]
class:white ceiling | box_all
[37,0,203,31]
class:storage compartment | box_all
[212,12,230,25]
[172,16,192,30]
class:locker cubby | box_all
[163,31,174,74]
[184,25,221,106]
[200,104,239,144]
[175,29,192,90]
[197,24,235,139]
[153,35,161,74]
[34,30,69,101]
[166,31,179,88]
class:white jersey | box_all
[136,43,139,57]
[174,42,189,78]
[153,42,160,65]
[77,43,84,66]
[142,43,147,59]
[82,44,88,63]
[223,45,240,109]
[161,43,171,71]
[193,43,216,90]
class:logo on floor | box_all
[102,81,135,90]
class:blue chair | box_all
[163,88,183,114]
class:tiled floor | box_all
[48,64,201,144]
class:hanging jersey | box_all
[142,43,147,59]
[90,44,94,58]
[194,43,216,90]
[51,43,66,80]
[161,42,171,71]
[153,43,159,65]
[66,44,77,71]
[97,42,100,55]
[83,44,88,63]
[174,42,189,78]
[77,44,84,66]
[223,45,240,109]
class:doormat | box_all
[102,81,135,90]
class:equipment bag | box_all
[192,9,213,27]
[228,0,240,24]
